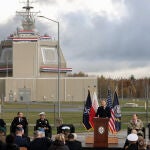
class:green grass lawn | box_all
[0,99,150,136]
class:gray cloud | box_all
[58,0,150,74]
[37,0,57,5]
[0,16,20,40]
[1,0,150,77]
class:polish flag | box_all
[89,91,99,128]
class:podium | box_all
[93,117,109,147]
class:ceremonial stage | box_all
[82,139,124,150]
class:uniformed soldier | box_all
[35,112,52,138]
[128,114,144,137]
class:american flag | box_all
[107,89,116,133]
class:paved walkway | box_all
[76,130,127,144]
[69,129,150,148]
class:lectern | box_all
[93,117,109,147]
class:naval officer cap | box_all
[39,112,46,115]
[61,126,70,130]
[127,133,138,142]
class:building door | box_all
[18,88,31,102]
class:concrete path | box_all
[68,129,150,148]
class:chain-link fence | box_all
[0,100,150,137]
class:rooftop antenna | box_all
[16,0,39,31]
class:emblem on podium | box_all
[98,126,105,134]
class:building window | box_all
[41,47,57,64]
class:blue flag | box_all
[82,90,92,130]
[113,91,121,132]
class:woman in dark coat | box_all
[95,99,111,118]
[48,134,69,150]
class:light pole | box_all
[38,16,60,118]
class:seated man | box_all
[29,130,52,150]
[128,114,144,137]
[123,129,138,150]
[35,112,52,138]
[57,124,75,134]
[66,133,82,150]
[10,112,28,136]
[61,126,71,141]
[14,127,30,148]
[125,133,139,150]
[5,134,19,150]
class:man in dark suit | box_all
[66,133,82,150]
[29,130,52,150]
[14,127,30,148]
[35,112,52,138]
[10,112,28,136]
[95,99,111,118]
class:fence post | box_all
[54,103,56,127]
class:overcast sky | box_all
[0,0,150,79]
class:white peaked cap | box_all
[127,133,138,141]
[39,112,46,115]
[61,126,70,130]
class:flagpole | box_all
[93,85,96,96]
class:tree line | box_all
[68,72,150,99]
[97,75,150,99]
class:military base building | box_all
[0,0,97,102]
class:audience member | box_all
[61,126,71,141]
[4,134,19,150]
[0,126,6,143]
[147,141,150,150]
[125,133,138,150]
[0,140,5,150]
[66,133,82,150]
[35,112,52,138]
[138,136,146,150]
[29,130,52,150]
[48,133,69,150]
[14,127,29,148]
[0,119,6,133]
[128,114,144,137]
[10,112,28,136]
[123,129,138,150]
